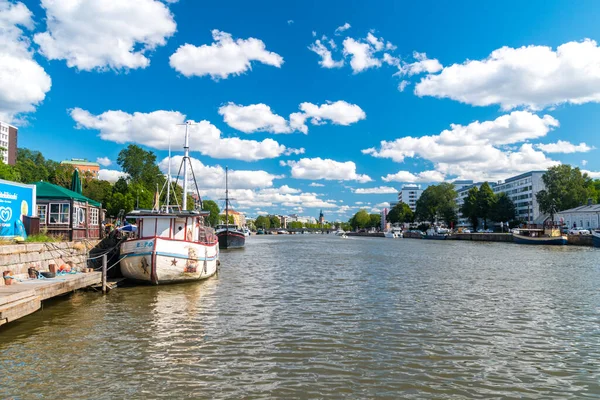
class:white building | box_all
[398,184,423,212]
[554,203,600,230]
[0,121,17,165]
[455,182,486,227]
[493,171,546,224]
[287,214,317,225]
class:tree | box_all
[105,192,134,218]
[368,213,381,229]
[219,214,235,224]
[255,215,270,229]
[476,182,496,229]
[537,165,596,222]
[460,186,479,230]
[415,183,457,224]
[83,179,113,205]
[0,161,21,181]
[288,221,303,229]
[387,202,414,224]
[116,145,164,190]
[269,215,281,229]
[202,200,220,227]
[490,192,516,223]
[350,209,370,229]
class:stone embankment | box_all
[0,241,98,286]
[451,233,514,242]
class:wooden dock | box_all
[0,272,101,327]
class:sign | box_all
[0,179,36,238]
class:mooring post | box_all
[102,254,107,294]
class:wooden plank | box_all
[0,295,41,323]
[0,288,37,307]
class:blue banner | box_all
[0,179,36,238]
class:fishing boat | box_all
[512,224,567,245]
[591,230,600,247]
[119,122,219,284]
[216,167,246,249]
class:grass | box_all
[24,233,64,243]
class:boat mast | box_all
[166,132,171,212]
[182,122,190,211]
[225,166,229,233]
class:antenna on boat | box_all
[173,121,203,212]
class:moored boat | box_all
[424,226,450,240]
[216,167,246,249]
[119,122,219,284]
[512,225,567,245]
[592,230,600,247]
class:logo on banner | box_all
[0,206,12,223]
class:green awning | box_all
[35,181,101,207]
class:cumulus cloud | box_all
[364,111,561,181]
[70,108,298,161]
[309,182,324,187]
[287,20,294,25]
[219,100,365,134]
[96,157,112,167]
[382,170,445,183]
[284,158,372,183]
[200,186,337,210]
[99,169,128,182]
[583,170,600,179]
[397,52,442,76]
[0,0,51,122]
[535,140,594,153]
[353,186,398,194]
[334,22,351,35]
[159,156,282,189]
[343,36,383,73]
[415,39,600,110]
[308,39,344,68]
[34,0,176,71]
[169,30,284,79]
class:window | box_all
[38,205,47,224]
[49,203,70,224]
[73,206,86,228]
[90,208,99,226]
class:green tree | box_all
[350,209,370,229]
[15,149,50,183]
[116,144,163,190]
[255,215,270,229]
[476,182,496,229]
[219,214,235,224]
[202,200,220,226]
[537,165,596,222]
[369,213,381,229]
[269,215,281,229]
[105,192,135,218]
[288,221,303,229]
[387,202,414,224]
[490,192,516,223]
[460,186,479,230]
[0,161,21,181]
[415,183,457,223]
[83,179,113,205]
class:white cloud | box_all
[99,169,128,182]
[397,52,442,76]
[70,108,295,161]
[0,1,51,123]
[284,147,305,155]
[96,157,112,167]
[364,111,561,181]
[535,140,594,153]
[343,36,382,73]
[398,81,410,92]
[284,157,372,183]
[382,170,445,183]
[582,160,588,166]
[583,170,600,179]
[415,39,600,110]
[200,186,337,210]
[308,39,344,68]
[219,100,365,134]
[353,186,398,194]
[256,210,268,216]
[159,156,282,189]
[309,182,324,187]
[375,202,390,208]
[287,20,294,25]
[334,22,351,35]
[34,0,175,71]
[218,102,291,134]
[169,30,284,79]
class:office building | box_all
[0,121,17,165]
[493,171,546,224]
[398,184,423,212]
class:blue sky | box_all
[2,0,600,220]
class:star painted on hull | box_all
[171,258,178,266]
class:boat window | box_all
[174,218,186,240]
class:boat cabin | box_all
[517,224,562,238]
[128,210,216,243]
[215,223,240,231]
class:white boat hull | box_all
[120,237,219,284]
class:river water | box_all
[1,235,600,399]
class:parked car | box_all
[462,229,471,233]
[569,228,591,235]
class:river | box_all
[1,235,600,398]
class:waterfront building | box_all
[398,184,423,212]
[493,171,546,224]
[381,207,388,230]
[279,214,288,229]
[287,214,317,225]
[219,209,246,227]
[554,202,600,230]
[455,182,486,227]
[0,121,18,165]
[60,159,100,179]
[453,180,474,192]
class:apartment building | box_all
[493,171,546,224]
[398,184,423,212]
[0,121,17,165]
